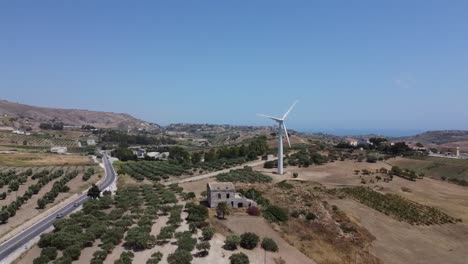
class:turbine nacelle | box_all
[256,100,297,148]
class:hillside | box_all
[0,100,158,131]
[398,130,468,151]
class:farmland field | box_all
[0,153,96,166]
[0,165,101,239]
[17,182,305,264]
[0,132,80,148]
[118,157,248,182]
[216,166,272,183]
[388,156,468,183]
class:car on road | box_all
[73,202,79,207]
[56,213,63,218]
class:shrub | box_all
[41,246,58,260]
[167,250,192,264]
[293,172,298,178]
[146,252,163,264]
[240,232,259,250]
[246,206,260,216]
[306,212,317,221]
[115,251,134,264]
[224,234,241,250]
[366,155,378,163]
[261,237,278,252]
[290,210,300,218]
[275,180,294,189]
[201,226,214,240]
[196,241,211,255]
[263,205,288,222]
[340,224,357,233]
[176,231,197,252]
[63,244,81,261]
[33,256,49,264]
[229,252,249,264]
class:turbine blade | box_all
[256,114,282,122]
[282,100,298,120]
[283,123,291,148]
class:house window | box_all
[218,193,221,199]
[227,193,230,199]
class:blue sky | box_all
[1,1,467,136]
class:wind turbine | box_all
[257,101,298,175]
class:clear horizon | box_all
[1,1,468,133]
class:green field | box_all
[388,156,468,183]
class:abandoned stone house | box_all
[207,182,257,208]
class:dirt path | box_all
[164,157,279,186]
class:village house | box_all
[50,146,67,154]
[345,138,358,147]
[207,182,257,208]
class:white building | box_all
[87,139,96,146]
[50,147,67,154]
[12,130,25,135]
[207,182,257,208]
[345,138,358,147]
[147,152,169,160]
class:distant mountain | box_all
[0,100,159,131]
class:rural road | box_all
[163,155,284,185]
[0,154,117,262]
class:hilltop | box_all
[397,130,468,151]
[0,100,159,131]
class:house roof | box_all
[207,182,235,191]
[345,138,358,142]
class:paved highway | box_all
[0,154,117,262]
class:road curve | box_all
[0,154,117,262]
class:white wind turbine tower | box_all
[257,101,298,175]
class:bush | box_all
[33,256,49,264]
[176,231,197,252]
[63,244,81,261]
[224,234,241,250]
[366,155,378,163]
[290,210,300,218]
[167,250,192,264]
[229,252,249,264]
[293,172,298,178]
[115,251,134,264]
[196,241,211,256]
[240,232,259,250]
[306,212,317,221]
[146,252,163,264]
[261,237,278,252]
[263,205,288,222]
[41,247,58,260]
[246,206,260,216]
[201,226,214,240]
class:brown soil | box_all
[254,159,468,264]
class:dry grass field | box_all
[0,153,94,166]
[388,156,468,181]
[249,158,468,264]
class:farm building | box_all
[207,182,257,209]
[146,151,169,160]
[50,146,67,154]
[345,138,358,146]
